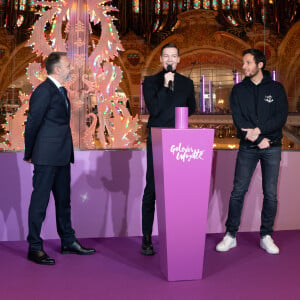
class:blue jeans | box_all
[225,145,281,238]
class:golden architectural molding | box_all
[246,23,281,50]
[277,21,300,109]
[120,31,148,72]
[0,40,37,99]
[0,29,16,97]
[123,12,300,115]
[0,29,13,61]
[1,11,299,115]
[142,31,250,76]
[176,9,221,33]
[116,32,151,116]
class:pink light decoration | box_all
[175,107,188,129]
[201,75,206,113]
[5,0,142,150]
[272,70,277,81]
[208,80,213,113]
[140,79,144,114]
[2,93,29,150]
[234,71,240,84]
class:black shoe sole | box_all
[27,257,55,265]
[61,250,96,255]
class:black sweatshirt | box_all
[143,70,196,128]
[230,71,288,147]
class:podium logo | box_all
[170,143,205,163]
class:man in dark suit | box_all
[141,43,196,255]
[24,52,95,265]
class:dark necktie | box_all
[59,86,69,109]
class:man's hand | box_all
[258,138,270,149]
[24,158,32,163]
[242,127,261,142]
[164,72,175,88]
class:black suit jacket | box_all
[24,78,74,165]
[143,70,196,128]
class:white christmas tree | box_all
[1,0,142,150]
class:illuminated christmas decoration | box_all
[194,0,201,9]
[222,0,230,10]
[132,0,139,13]
[203,1,211,9]
[16,15,25,27]
[1,0,142,150]
[212,1,219,10]
[1,93,29,150]
[154,0,161,14]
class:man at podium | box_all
[141,43,196,255]
[216,48,288,254]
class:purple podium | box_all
[151,127,214,281]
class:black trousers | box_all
[142,132,156,236]
[27,164,76,251]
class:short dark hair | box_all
[160,43,179,56]
[242,48,266,70]
[45,52,67,75]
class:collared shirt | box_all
[48,75,69,109]
[48,75,62,89]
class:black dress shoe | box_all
[61,241,96,255]
[27,250,55,265]
[141,235,155,256]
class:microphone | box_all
[167,64,174,92]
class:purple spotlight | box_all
[201,75,205,113]
[234,72,240,84]
[140,79,144,114]
[208,80,213,113]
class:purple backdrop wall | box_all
[0,150,299,241]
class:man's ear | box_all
[258,61,263,70]
[53,64,61,75]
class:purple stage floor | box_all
[0,231,299,300]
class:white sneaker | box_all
[216,233,237,252]
[260,235,279,254]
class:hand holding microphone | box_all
[165,64,174,92]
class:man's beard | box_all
[247,68,260,79]
[64,74,72,82]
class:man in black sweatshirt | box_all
[141,43,196,255]
[216,48,288,254]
